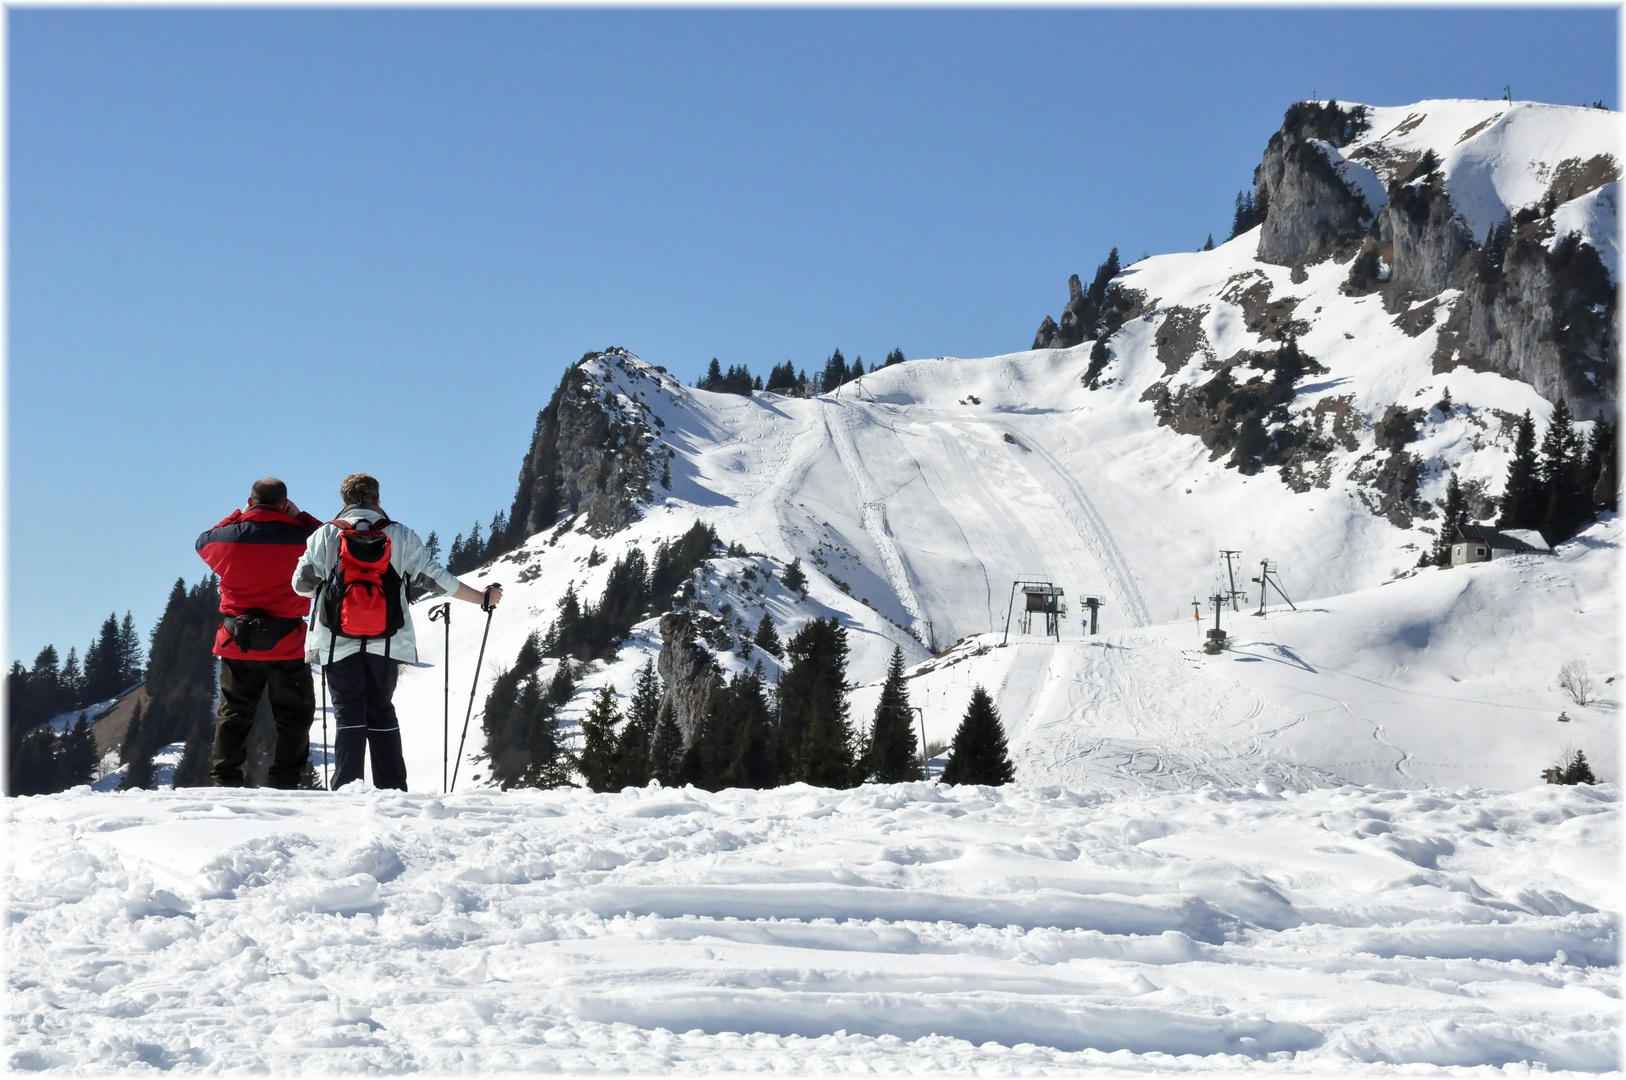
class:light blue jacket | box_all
[291,506,463,666]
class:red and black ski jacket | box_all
[197,504,323,661]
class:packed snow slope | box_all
[7,781,1619,1074]
[392,364,1616,795]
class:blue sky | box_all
[8,8,1617,666]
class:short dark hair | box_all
[249,477,287,506]
[339,472,380,508]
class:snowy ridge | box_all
[7,780,1618,1072]
[1336,99,1621,250]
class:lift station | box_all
[1002,580,1066,644]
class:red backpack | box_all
[317,517,406,651]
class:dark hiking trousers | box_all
[325,652,407,790]
[213,657,316,788]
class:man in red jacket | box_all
[196,477,324,788]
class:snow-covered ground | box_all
[7,780,1618,1074]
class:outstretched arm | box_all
[451,582,502,609]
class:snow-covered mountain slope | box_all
[8,782,1618,1073]
[863,516,1618,794]
[1333,99,1618,251]
[381,98,1617,795]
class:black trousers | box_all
[213,657,316,789]
[325,652,407,791]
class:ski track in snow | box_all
[822,399,928,640]
[994,422,1152,629]
[7,782,1619,1075]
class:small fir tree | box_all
[614,660,662,788]
[781,558,808,596]
[577,685,623,792]
[754,612,782,656]
[60,715,99,787]
[820,350,848,393]
[779,617,859,787]
[1201,234,1215,251]
[1564,749,1597,784]
[884,348,906,367]
[721,665,776,789]
[1538,399,1586,540]
[425,531,441,562]
[117,612,143,688]
[1498,411,1539,529]
[649,701,685,786]
[1433,471,1466,567]
[940,686,1014,786]
[868,647,923,783]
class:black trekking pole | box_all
[449,584,500,794]
[428,603,452,793]
[319,665,329,789]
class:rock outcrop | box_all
[1248,99,1616,419]
[657,611,721,746]
[1255,101,1374,265]
[508,349,661,542]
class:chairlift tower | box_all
[1201,591,1229,654]
[1250,560,1297,616]
[1219,550,1247,611]
[1002,580,1066,644]
[1080,594,1105,635]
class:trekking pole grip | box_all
[481,583,502,613]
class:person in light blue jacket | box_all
[293,472,501,790]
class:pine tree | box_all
[940,686,1014,786]
[120,700,145,766]
[448,533,466,571]
[577,685,623,792]
[781,558,807,596]
[1498,411,1540,529]
[884,348,905,367]
[1563,748,1597,784]
[547,656,576,708]
[117,612,143,689]
[518,675,571,789]
[847,358,865,382]
[820,349,848,394]
[60,715,99,787]
[868,647,923,783]
[1433,471,1466,567]
[778,617,858,787]
[614,660,662,787]
[425,531,441,562]
[29,645,63,721]
[1538,399,1586,541]
[753,612,782,657]
[721,665,775,789]
[122,701,155,790]
[649,701,684,785]
[488,511,510,558]
[1201,234,1215,251]
[60,647,84,709]
[83,614,123,703]
[703,357,723,388]
[11,726,62,796]
[154,576,224,788]
[482,633,547,787]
